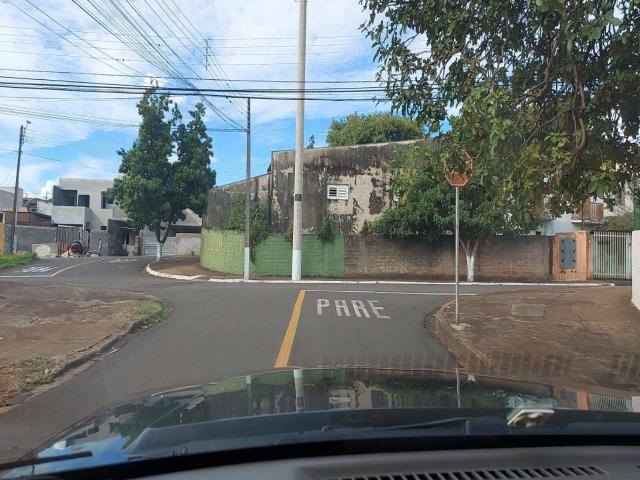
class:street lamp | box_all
[445,151,473,325]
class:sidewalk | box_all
[0,283,165,409]
[432,286,640,393]
[148,256,612,285]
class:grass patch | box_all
[18,357,56,392]
[131,300,168,327]
[0,252,38,270]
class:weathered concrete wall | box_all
[3,224,57,254]
[203,140,424,235]
[345,235,551,281]
[632,231,640,310]
[176,233,201,256]
[203,174,270,230]
[270,142,417,234]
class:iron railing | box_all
[592,230,632,279]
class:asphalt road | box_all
[0,256,532,460]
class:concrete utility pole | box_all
[244,97,251,281]
[291,0,307,281]
[10,122,28,254]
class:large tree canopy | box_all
[111,89,215,260]
[326,112,424,146]
[361,0,640,215]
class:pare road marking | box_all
[316,298,390,319]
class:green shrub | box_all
[317,217,335,244]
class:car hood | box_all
[3,367,636,476]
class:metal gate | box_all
[142,234,176,257]
[591,231,632,279]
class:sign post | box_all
[446,151,473,325]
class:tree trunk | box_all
[459,237,481,282]
[155,224,172,262]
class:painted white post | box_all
[632,231,639,310]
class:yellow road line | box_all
[274,289,306,368]
[50,260,100,277]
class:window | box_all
[100,226,107,231]
[78,194,90,207]
[101,191,114,209]
[327,184,348,200]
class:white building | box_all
[51,178,115,230]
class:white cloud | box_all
[39,179,56,199]
[0,0,385,189]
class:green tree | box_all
[361,0,640,217]
[326,112,424,147]
[173,102,216,217]
[605,212,634,231]
[369,142,541,281]
[111,89,215,261]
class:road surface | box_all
[0,256,529,460]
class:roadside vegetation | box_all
[131,299,169,327]
[0,252,37,270]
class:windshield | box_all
[0,0,639,476]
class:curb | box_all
[1,297,167,412]
[145,263,614,287]
[145,263,204,281]
[431,300,496,371]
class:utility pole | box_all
[244,98,251,281]
[291,0,307,281]
[454,186,459,324]
[10,122,28,254]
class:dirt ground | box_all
[0,283,163,408]
[433,286,640,394]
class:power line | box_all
[0,67,383,84]
[0,75,393,93]
[0,24,363,40]
[73,0,245,130]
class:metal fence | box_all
[591,231,632,279]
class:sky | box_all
[0,0,390,198]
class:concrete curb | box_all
[145,263,204,281]
[146,262,614,286]
[52,316,149,379]
[430,300,496,371]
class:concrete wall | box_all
[176,233,201,256]
[203,174,270,230]
[201,229,344,277]
[3,224,57,254]
[270,142,406,234]
[633,231,640,310]
[204,140,424,235]
[0,187,23,210]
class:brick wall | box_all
[345,235,551,281]
[201,229,551,281]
